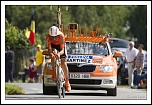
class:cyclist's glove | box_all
[55,53,60,59]
[50,53,55,59]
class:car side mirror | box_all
[113,51,123,57]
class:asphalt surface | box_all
[5,83,147,101]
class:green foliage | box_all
[5,19,31,50]
[35,32,43,48]
[127,6,147,50]
[5,5,147,50]
[5,83,25,95]
[5,19,35,77]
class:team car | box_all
[42,23,123,96]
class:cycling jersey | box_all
[46,33,65,49]
[46,33,67,58]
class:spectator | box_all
[134,44,145,88]
[28,58,37,83]
[22,58,36,83]
[124,41,138,88]
[5,46,15,83]
[22,65,30,83]
[35,44,45,83]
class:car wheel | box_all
[107,86,117,96]
[43,78,57,95]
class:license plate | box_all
[69,74,90,79]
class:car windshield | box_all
[66,42,109,55]
[109,39,129,48]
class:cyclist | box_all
[46,26,71,92]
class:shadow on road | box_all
[24,93,44,95]
[65,92,107,96]
[24,92,107,96]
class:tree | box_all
[5,18,35,77]
[127,6,147,50]
[5,5,147,49]
[5,18,31,50]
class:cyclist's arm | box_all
[58,35,65,55]
[46,34,53,55]
[48,48,53,55]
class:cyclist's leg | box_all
[60,46,68,77]
[61,58,71,92]
[60,47,71,92]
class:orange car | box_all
[42,23,123,96]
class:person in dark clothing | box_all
[22,66,30,83]
[5,46,15,83]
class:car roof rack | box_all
[61,24,109,43]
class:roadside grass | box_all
[5,83,25,95]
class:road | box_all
[5,83,147,101]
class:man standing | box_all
[134,44,145,88]
[124,41,138,88]
[35,44,45,83]
[5,46,15,83]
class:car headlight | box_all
[99,65,114,72]
[46,63,52,70]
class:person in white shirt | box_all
[124,41,138,87]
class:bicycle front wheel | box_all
[56,66,62,99]
[56,80,62,98]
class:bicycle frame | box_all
[52,52,65,99]
[55,58,64,83]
